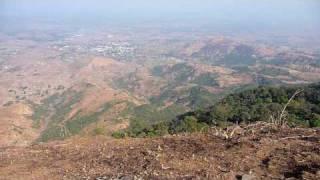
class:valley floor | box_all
[0,124,319,180]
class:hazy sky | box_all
[1,0,319,33]
[1,0,319,18]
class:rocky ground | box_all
[0,123,319,180]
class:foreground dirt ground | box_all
[0,124,319,180]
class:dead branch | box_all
[269,89,303,127]
[278,89,303,125]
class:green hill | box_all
[115,83,320,137]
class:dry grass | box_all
[0,123,319,179]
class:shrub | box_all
[93,127,105,135]
[171,116,209,133]
[112,131,126,139]
[310,114,320,127]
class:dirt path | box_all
[0,126,319,180]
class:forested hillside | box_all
[116,83,320,137]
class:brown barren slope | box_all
[0,103,39,147]
[0,123,319,180]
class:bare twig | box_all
[280,135,316,140]
[269,89,303,127]
[278,89,303,125]
[211,125,242,139]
